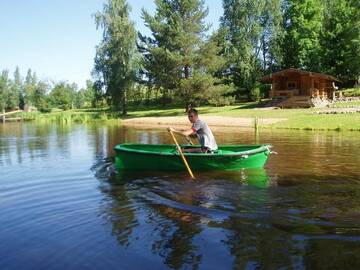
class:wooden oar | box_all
[185,136,194,145]
[169,130,196,180]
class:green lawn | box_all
[16,102,360,131]
[270,113,360,130]
[329,101,360,108]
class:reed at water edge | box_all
[18,111,122,124]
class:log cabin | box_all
[258,68,340,108]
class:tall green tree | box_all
[7,67,21,109]
[49,82,76,110]
[196,28,235,106]
[93,0,138,114]
[0,70,10,112]
[33,81,50,112]
[75,80,97,108]
[84,79,97,108]
[141,0,215,108]
[321,0,360,84]
[23,69,37,106]
[260,0,284,71]
[221,0,268,99]
[282,0,324,71]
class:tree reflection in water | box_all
[98,171,205,269]
[94,161,274,269]
[0,122,66,165]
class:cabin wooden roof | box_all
[258,68,341,83]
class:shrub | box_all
[250,87,261,101]
[343,87,360,97]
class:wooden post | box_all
[254,117,259,133]
[254,117,260,144]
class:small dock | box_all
[1,110,23,123]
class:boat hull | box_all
[114,144,271,171]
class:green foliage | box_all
[259,84,271,98]
[263,0,285,71]
[23,69,38,106]
[28,110,121,124]
[282,0,324,71]
[93,0,139,114]
[207,84,236,106]
[33,81,50,112]
[140,0,230,108]
[2,0,359,114]
[176,73,212,106]
[280,0,360,84]
[0,67,100,113]
[0,70,10,111]
[7,67,21,109]
[221,0,359,91]
[74,80,97,109]
[342,87,360,97]
[321,0,360,83]
[197,30,228,76]
[49,82,77,110]
[221,0,283,99]
[250,86,262,102]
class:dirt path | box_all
[122,115,286,128]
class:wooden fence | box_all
[1,110,23,123]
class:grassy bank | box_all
[123,103,360,131]
[14,100,360,131]
[19,109,122,124]
[329,101,360,108]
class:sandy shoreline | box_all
[122,116,286,128]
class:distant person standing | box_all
[168,108,218,153]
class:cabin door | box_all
[300,76,309,95]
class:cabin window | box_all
[287,81,297,89]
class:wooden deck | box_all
[1,110,23,123]
[277,96,312,108]
[269,96,330,108]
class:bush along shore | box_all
[16,110,122,124]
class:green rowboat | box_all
[114,144,272,171]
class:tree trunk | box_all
[146,86,151,105]
[262,34,266,70]
[122,89,127,115]
[184,63,191,112]
[184,65,190,79]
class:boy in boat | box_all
[168,108,218,153]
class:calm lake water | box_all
[1,122,360,270]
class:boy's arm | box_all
[168,127,194,137]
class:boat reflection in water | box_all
[97,166,280,269]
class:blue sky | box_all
[0,0,223,88]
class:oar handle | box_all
[185,136,194,145]
[169,130,196,180]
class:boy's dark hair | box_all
[188,108,198,115]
